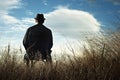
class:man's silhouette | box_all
[23,14,53,65]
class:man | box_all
[23,14,53,65]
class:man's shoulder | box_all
[27,24,52,33]
[44,25,52,32]
[28,25,37,30]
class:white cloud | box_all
[45,7,101,38]
[0,0,30,48]
[0,0,101,38]
[21,18,34,24]
[0,0,34,32]
[0,0,21,11]
[1,6,99,42]
[2,15,19,24]
[0,0,21,26]
[10,18,34,31]
[0,14,34,32]
[0,2,101,49]
[0,0,23,32]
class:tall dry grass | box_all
[0,31,120,80]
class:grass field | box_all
[0,31,120,80]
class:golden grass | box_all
[0,31,120,80]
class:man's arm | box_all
[23,29,29,50]
[48,30,53,50]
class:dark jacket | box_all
[23,24,53,54]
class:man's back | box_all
[23,24,53,52]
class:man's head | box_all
[34,14,45,24]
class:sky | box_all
[0,0,120,53]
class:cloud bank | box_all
[0,0,21,10]
[0,0,34,32]
[45,7,101,38]
[0,0,101,47]
[0,0,30,47]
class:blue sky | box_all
[0,0,120,51]
[10,0,120,23]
